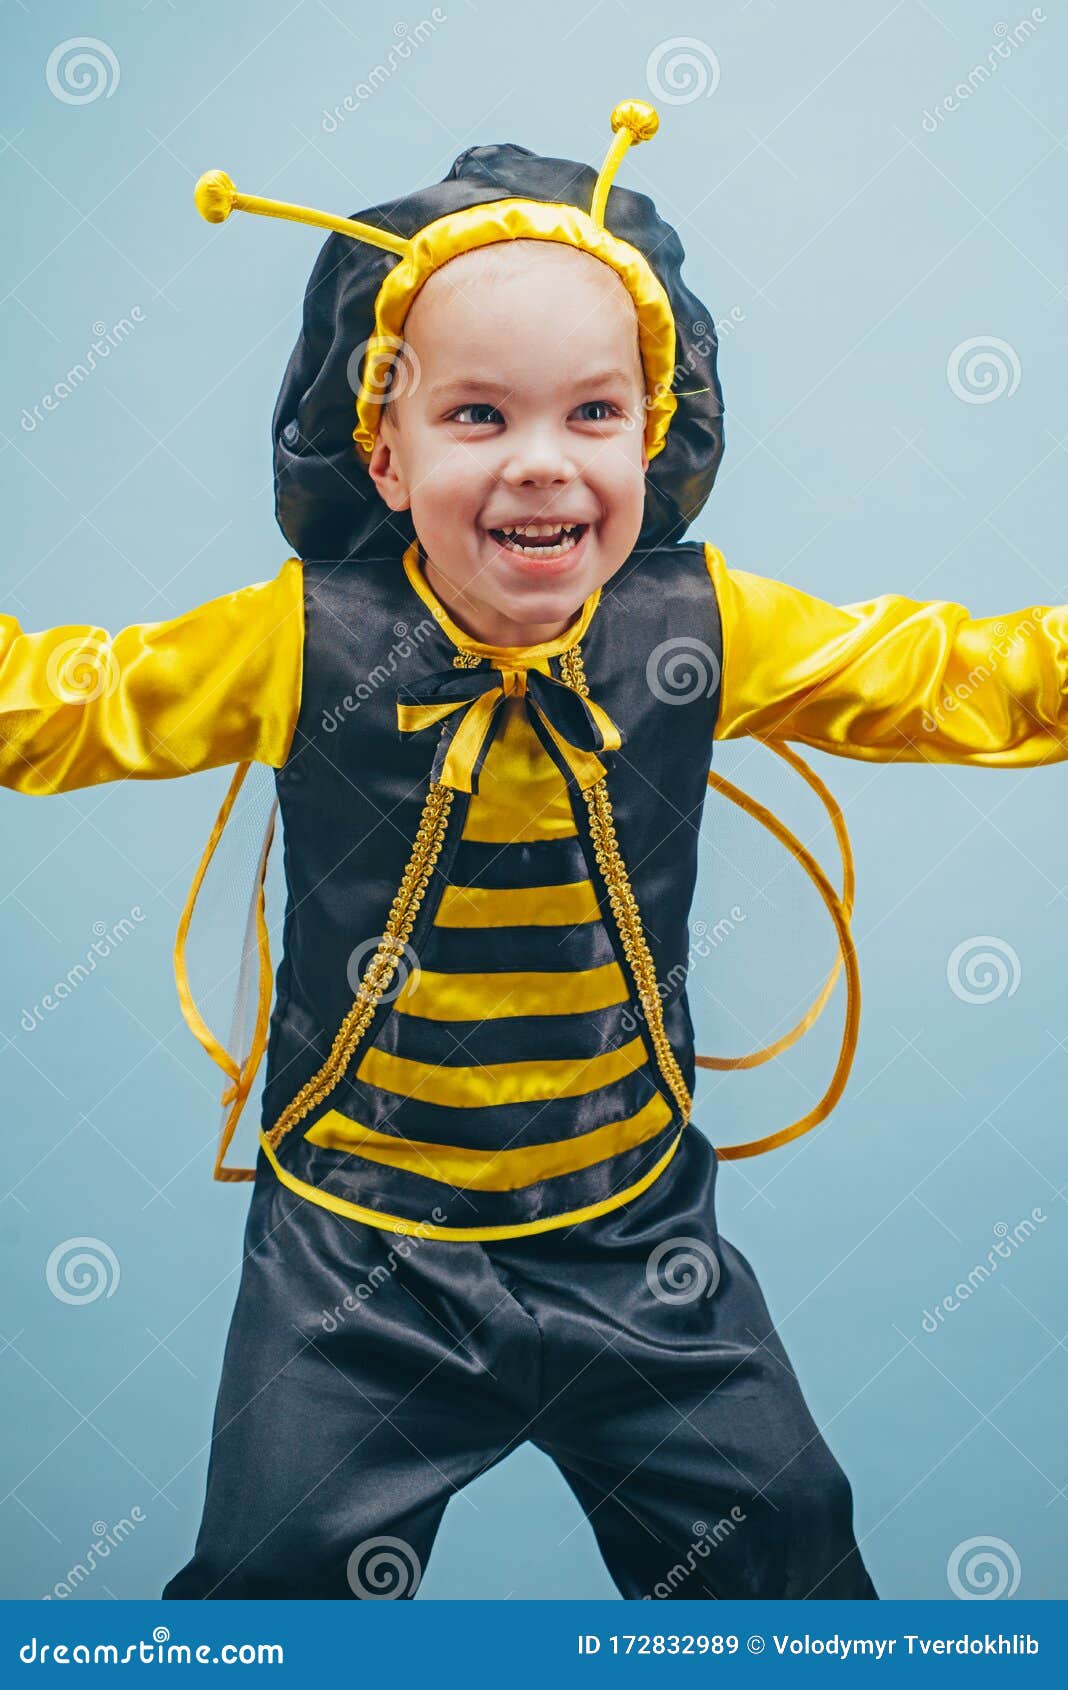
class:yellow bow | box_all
[396,660,624,794]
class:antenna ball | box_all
[194,170,237,223]
[610,101,659,143]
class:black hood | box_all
[271,139,725,561]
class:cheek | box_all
[407,453,491,547]
[589,436,649,513]
[415,440,489,503]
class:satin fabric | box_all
[260,540,720,1238]
[292,675,680,1218]
[161,1123,878,1601]
[0,558,303,793]
[707,545,1068,765]
[395,656,624,796]
[333,655,656,1139]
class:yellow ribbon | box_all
[396,659,624,794]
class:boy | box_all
[2,102,1064,1601]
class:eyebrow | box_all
[428,368,640,401]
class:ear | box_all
[366,425,411,512]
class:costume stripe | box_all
[304,1089,674,1189]
[401,919,616,975]
[448,834,590,889]
[355,1031,649,1108]
[435,878,602,928]
[393,959,629,1020]
[316,1066,664,1151]
[265,1124,685,1241]
[372,997,639,1066]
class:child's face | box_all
[368,240,650,648]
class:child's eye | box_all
[573,400,622,422]
[446,399,624,427]
[449,403,503,425]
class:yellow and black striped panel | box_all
[306,1089,674,1190]
[300,698,677,1221]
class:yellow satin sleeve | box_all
[705,543,1068,766]
[0,556,304,795]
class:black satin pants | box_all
[162,1126,878,1600]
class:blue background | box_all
[1,0,1065,1601]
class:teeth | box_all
[495,528,582,560]
[485,520,588,561]
[499,522,579,537]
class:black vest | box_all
[257,539,723,1239]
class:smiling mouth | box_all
[486,522,589,559]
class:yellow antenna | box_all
[193,169,411,257]
[590,100,659,226]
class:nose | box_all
[498,420,578,487]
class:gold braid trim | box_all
[559,646,692,1126]
[264,780,455,1151]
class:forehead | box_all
[401,239,643,378]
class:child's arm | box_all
[0,558,304,794]
[705,544,1068,764]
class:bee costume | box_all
[4,101,1066,1602]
